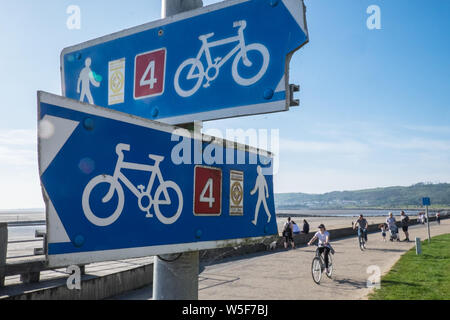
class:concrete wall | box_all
[5,262,153,300]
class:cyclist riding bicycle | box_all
[353,214,369,243]
[308,224,332,274]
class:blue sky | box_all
[0,0,449,209]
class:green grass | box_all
[369,233,450,300]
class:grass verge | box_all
[369,233,450,300]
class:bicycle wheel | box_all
[174,58,205,97]
[153,181,183,225]
[82,175,124,227]
[358,235,365,251]
[232,43,270,86]
[326,254,333,278]
[311,257,322,284]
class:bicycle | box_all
[311,245,334,284]
[174,20,270,97]
[357,228,367,251]
[82,143,183,227]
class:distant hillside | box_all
[275,183,450,209]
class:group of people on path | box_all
[282,209,436,251]
[283,211,411,251]
[278,209,443,282]
[355,211,411,243]
[380,211,410,242]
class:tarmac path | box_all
[113,219,449,300]
[197,219,450,300]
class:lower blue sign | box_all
[38,92,277,267]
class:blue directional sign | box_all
[38,92,277,267]
[61,0,308,124]
[422,197,431,206]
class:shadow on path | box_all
[333,277,367,290]
[199,273,240,291]
[381,280,420,287]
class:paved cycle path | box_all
[198,220,450,300]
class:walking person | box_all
[386,212,400,242]
[282,217,295,249]
[400,211,410,242]
[379,223,388,242]
[420,212,426,224]
[436,212,441,225]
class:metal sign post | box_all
[426,205,431,243]
[154,0,203,301]
[415,237,422,255]
[423,197,431,243]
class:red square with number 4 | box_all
[194,166,222,216]
[134,48,166,99]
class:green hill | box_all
[275,183,450,209]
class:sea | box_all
[276,208,428,218]
[0,208,443,241]
[0,209,46,241]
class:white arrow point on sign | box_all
[282,0,308,36]
[39,115,80,175]
[275,75,285,93]
[43,187,71,244]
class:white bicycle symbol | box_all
[82,143,183,227]
[174,20,270,97]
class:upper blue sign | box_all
[61,0,308,125]
[38,92,277,267]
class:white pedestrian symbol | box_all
[77,57,101,104]
[250,166,271,226]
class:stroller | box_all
[389,224,400,242]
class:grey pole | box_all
[426,205,431,243]
[415,237,422,255]
[153,0,203,300]
[0,223,8,287]
[161,0,203,18]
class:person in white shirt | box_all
[386,212,400,242]
[386,212,396,229]
[308,224,331,274]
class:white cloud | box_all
[0,129,42,209]
[402,125,450,135]
[375,137,450,152]
[279,138,371,155]
[0,129,37,166]
[0,129,36,146]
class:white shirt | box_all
[386,217,396,228]
[315,231,330,247]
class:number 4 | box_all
[200,178,215,208]
[140,60,158,89]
